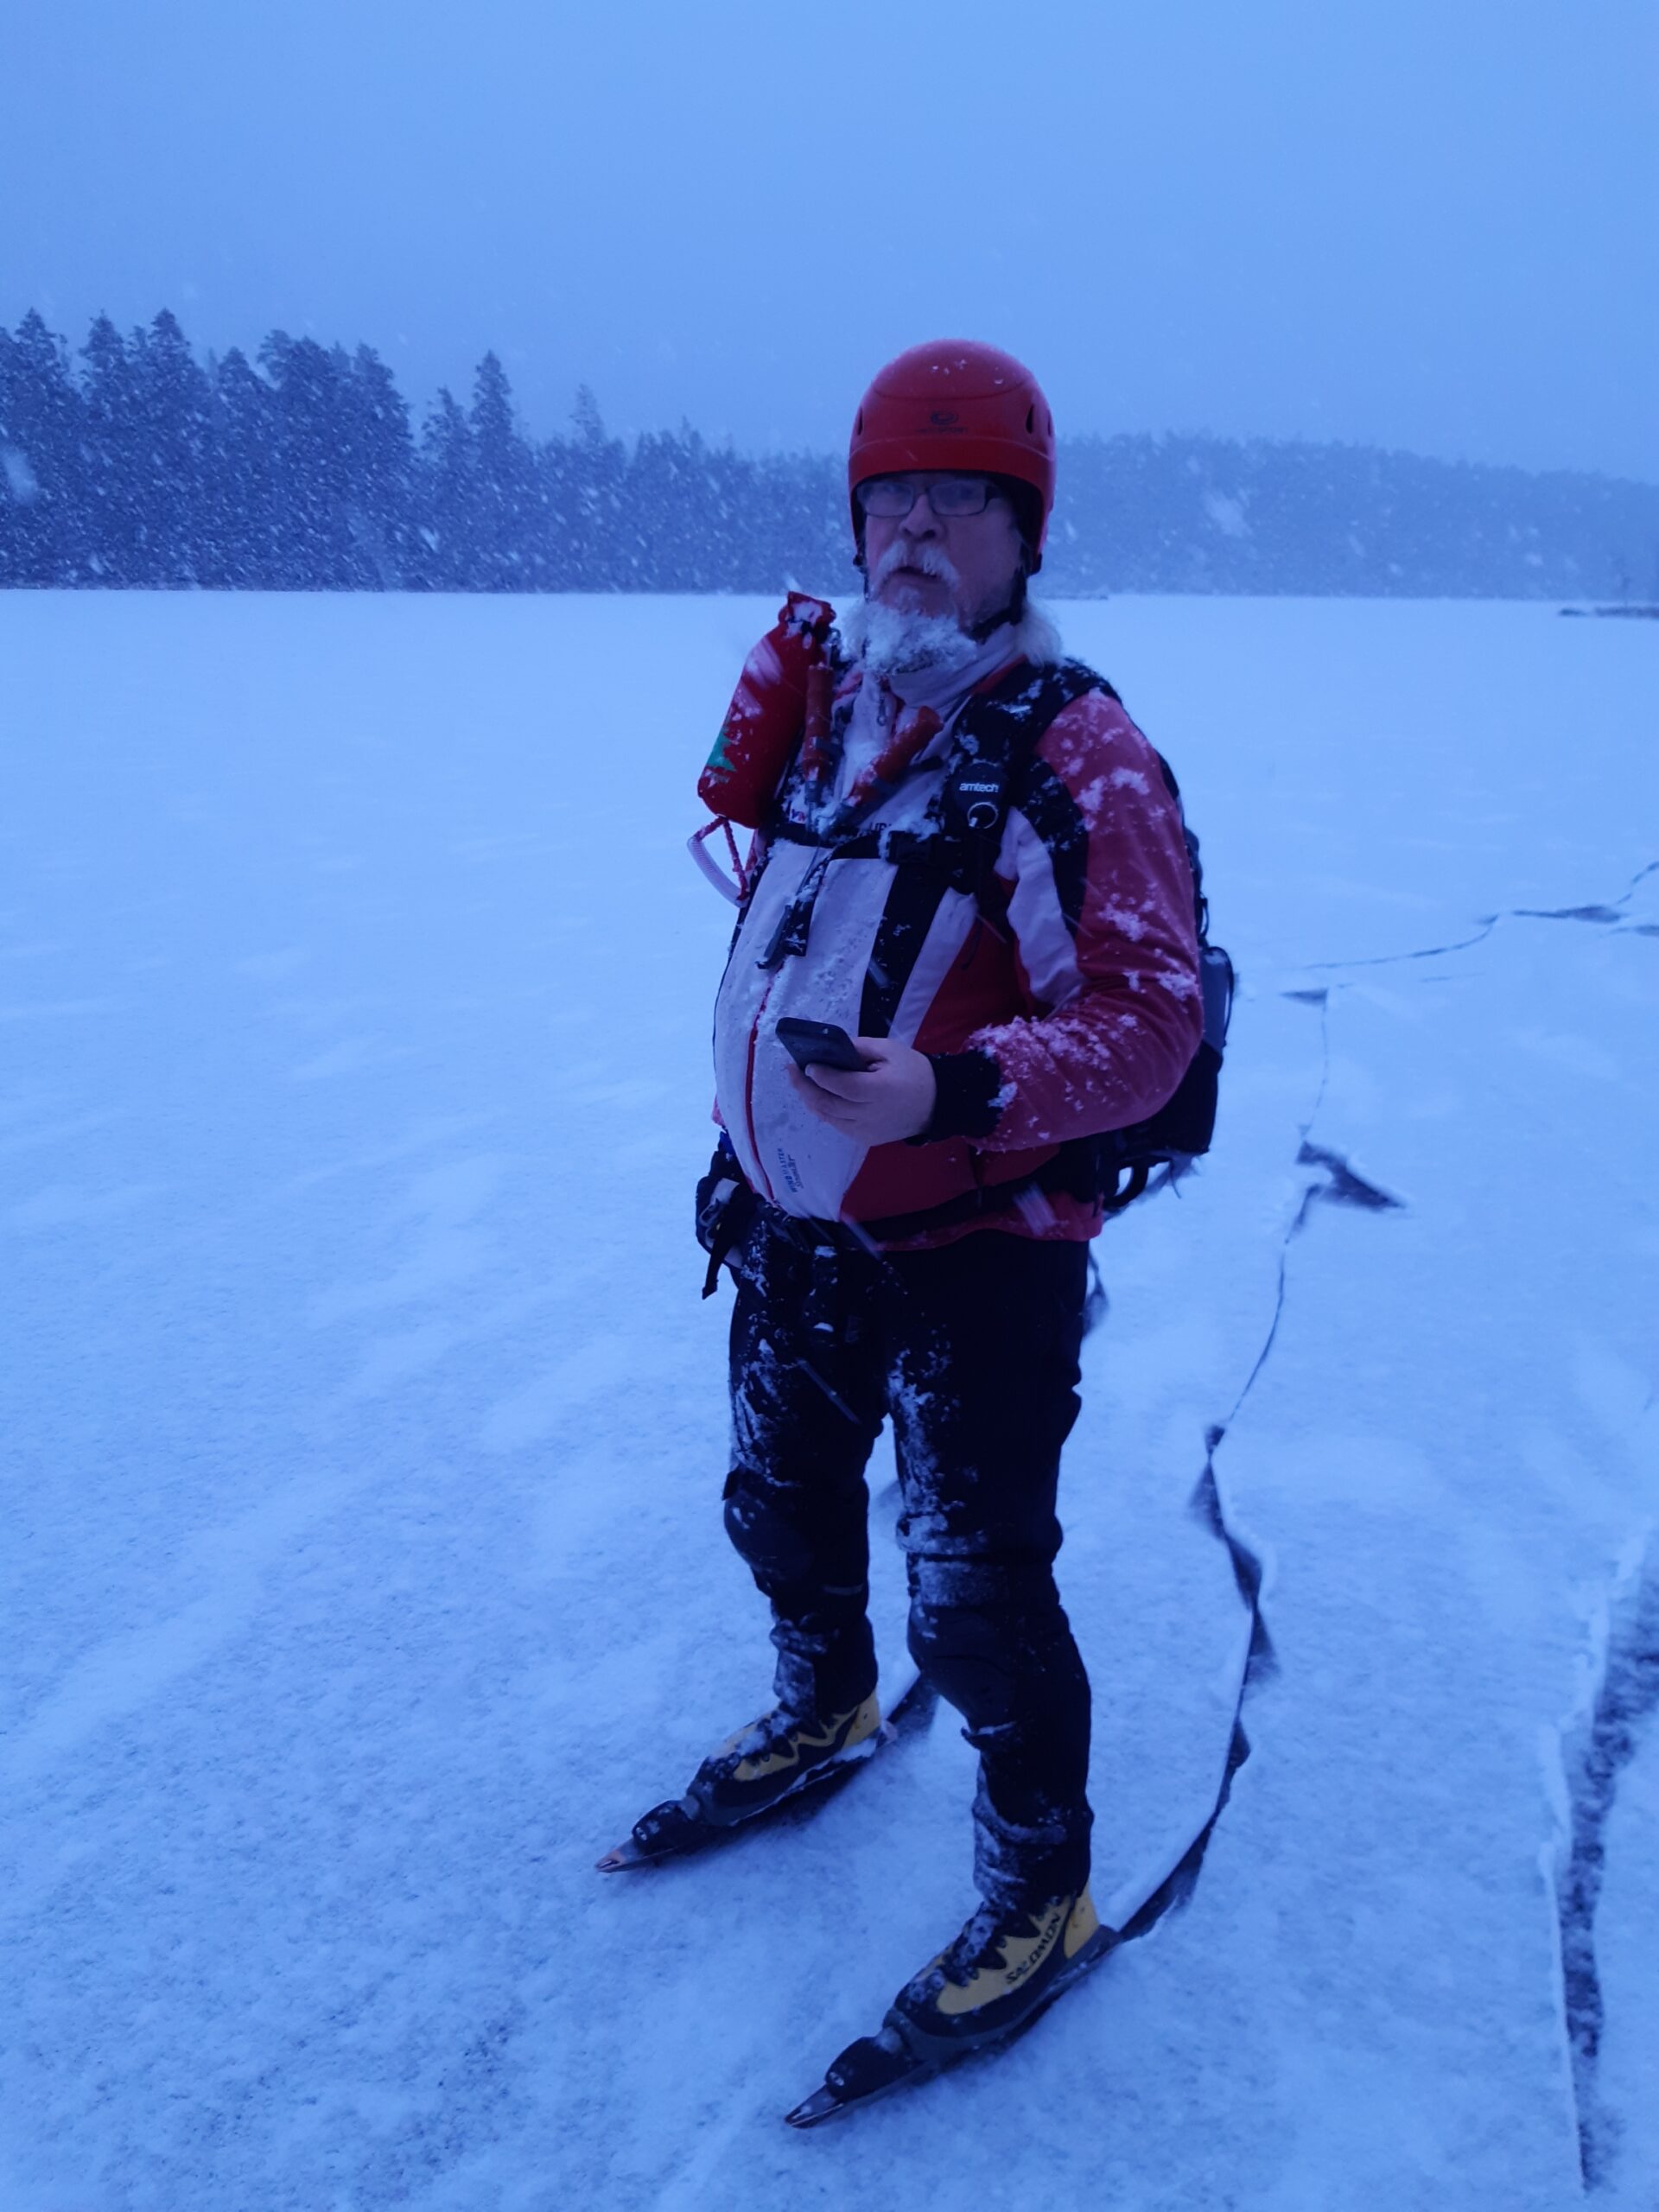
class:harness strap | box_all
[740,652,1223,1242]
[754,658,1112,976]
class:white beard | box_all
[836,594,1065,690]
[835,594,984,682]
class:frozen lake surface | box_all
[2,590,1655,2209]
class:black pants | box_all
[723,1211,1093,1908]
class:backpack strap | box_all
[753,656,1132,995]
[855,656,1230,1225]
[938,658,1120,895]
[740,652,1231,1235]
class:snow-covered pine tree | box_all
[0,311,86,585]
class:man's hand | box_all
[786,1036,937,1145]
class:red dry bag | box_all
[697,593,836,829]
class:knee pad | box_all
[721,1465,818,1588]
[907,1602,1017,1727]
[906,1555,1065,1726]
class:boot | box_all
[596,1693,882,1872]
[689,1694,884,1826]
[890,1885,1108,2056]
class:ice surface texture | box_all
[0,592,1655,2209]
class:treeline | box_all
[2,308,1655,600]
[0,309,842,594]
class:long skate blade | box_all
[880,1663,937,1739]
[784,2029,931,2127]
[595,1837,664,1873]
[785,1933,1119,2123]
[601,1646,929,1873]
[595,1795,710,1873]
[596,1727,887,1876]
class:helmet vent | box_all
[848,343,1054,556]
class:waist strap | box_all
[759,1140,1102,1250]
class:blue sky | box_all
[7,0,1656,477]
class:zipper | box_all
[742,966,781,1205]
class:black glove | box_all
[695,1138,757,1294]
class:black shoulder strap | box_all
[938,658,1117,852]
[949,661,1214,957]
[753,655,1165,975]
[846,660,1117,1029]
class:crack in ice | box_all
[1547,1529,1659,2193]
[1113,975,1413,1949]
[1303,859,1657,974]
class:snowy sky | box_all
[7,0,1656,478]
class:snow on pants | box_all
[723,1208,1093,1909]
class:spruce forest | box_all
[2,308,1654,599]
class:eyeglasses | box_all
[855,474,1001,519]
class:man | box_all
[603,340,1205,2088]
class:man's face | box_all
[860,473,1027,631]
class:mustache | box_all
[869,536,961,591]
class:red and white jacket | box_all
[710,604,1204,1249]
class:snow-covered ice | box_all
[1,590,1655,2209]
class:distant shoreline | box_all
[3,308,1656,601]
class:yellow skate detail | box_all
[730,1694,880,1783]
[933,1896,1070,2018]
[1064,1885,1100,1959]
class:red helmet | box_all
[848,340,1057,565]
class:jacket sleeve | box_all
[920,690,1205,1152]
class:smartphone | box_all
[775,1018,874,1073]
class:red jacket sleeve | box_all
[927,690,1205,1152]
